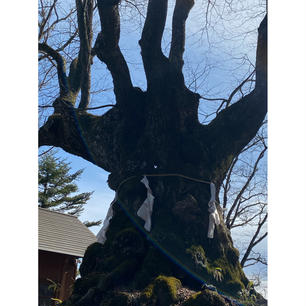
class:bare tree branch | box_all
[243,251,267,267]
[39,30,79,62]
[199,70,255,116]
[230,207,265,229]
[139,0,169,88]
[255,14,267,91]
[203,16,267,184]
[252,231,267,248]
[76,0,94,109]
[43,8,76,41]
[39,104,115,111]
[139,0,168,57]
[125,0,146,18]
[94,0,133,103]
[39,62,56,90]
[38,0,58,41]
[240,213,267,267]
[169,0,194,71]
[39,42,69,96]
[38,146,55,157]
[226,146,267,228]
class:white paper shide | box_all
[137,176,155,232]
[207,182,220,239]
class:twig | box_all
[39,146,55,157]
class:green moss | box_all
[186,245,207,269]
[154,275,182,302]
[141,275,182,306]
[204,255,246,296]
[238,286,258,306]
[141,283,154,301]
[226,247,240,265]
[182,290,227,306]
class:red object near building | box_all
[38,208,97,306]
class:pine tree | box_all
[38,150,101,227]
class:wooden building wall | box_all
[39,250,77,306]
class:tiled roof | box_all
[39,208,97,257]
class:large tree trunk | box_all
[79,173,249,290]
[39,0,267,304]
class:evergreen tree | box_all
[38,151,101,227]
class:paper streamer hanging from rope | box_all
[207,182,220,239]
[97,174,218,243]
[137,176,155,232]
[96,193,118,244]
[97,176,155,243]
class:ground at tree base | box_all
[63,275,267,306]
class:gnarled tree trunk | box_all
[39,0,267,304]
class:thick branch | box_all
[39,105,119,173]
[255,15,267,91]
[67,57,82,100]
[139,0,168,58]
[39,43,69,96]
[169,0,194,71]
[76,0,93,109]
[139,0,169,89]
[201,17,267,185]
[252,231,267,248]
[94,0,133,102]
